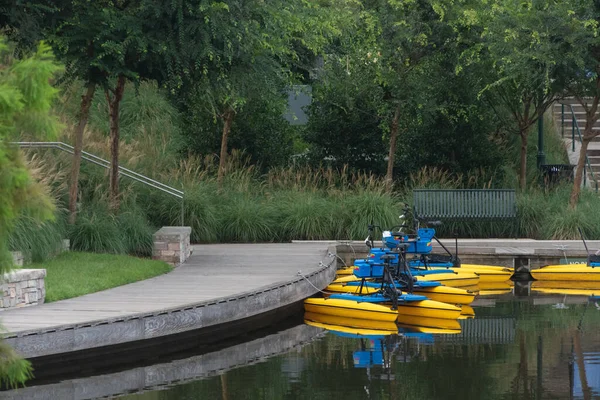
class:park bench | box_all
[412,189,517,233]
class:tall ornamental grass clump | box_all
[340,189,403,239]
[217,195,278,242]
[68,200,155,255]
[8,213,67,263]
[68,208,126,254]
[117,206,155,257]
[275,191,340,240]
[540,186,600,240]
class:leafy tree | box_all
[452,0,572,190]
[361,0,454,187]
[181,88,295,171]
[0,36,62,387]
[303,34,388,173]
[557,0,600,207]
[171,0,350,186]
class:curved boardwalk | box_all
[2,243,336,359]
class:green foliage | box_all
[0,34,61,389]
[63,81,182,143]
[540,186,600,239]
[117,207,155,257]
[218,196,278,242]
[68,208,126,254]
[277,192,340,240]
[0,342,33,389]
[35,252,171,302]
[341,190,403,239]
[0,36,61,274]
[303,54,387,172]
[144,185,219,244]
[516,191,548,239]
[8,213,66,263]
[67,202,155,256]
[180,88,295,171]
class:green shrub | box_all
[340,190,403,239]
[216,195,278,242]
[516,191,548,239]
[118,207,155,256]
[276,191,339,240]
[145,184,220,243]
[68,208,126,254]
[8,212,67,263]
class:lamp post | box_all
[537,101,546,169]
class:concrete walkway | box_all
[2,243,336,358]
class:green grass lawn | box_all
[30,252,173,302]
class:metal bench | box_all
[413,189,517,228]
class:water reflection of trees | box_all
[122,302,600,400]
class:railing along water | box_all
[559,103,599,192]
[13,142,185,226]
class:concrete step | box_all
[559,119,600,128]
[555,97,596,106]
[558,130,600,140]
[554,105,591,116]
[556,97,584,104]
[588,149,600,157]
[588,156,600,163]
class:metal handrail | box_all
[559,104,599,192]
[13,141,185,225]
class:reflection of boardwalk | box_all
[0,324,325,400]
[439,318,516,345]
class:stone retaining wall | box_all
[0,269,46,309]
[153,227,192,266]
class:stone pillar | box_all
[153,227,192,266]
[0,269,46,309]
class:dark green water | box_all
[119,293,600,400]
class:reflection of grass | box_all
[32,252,172,302]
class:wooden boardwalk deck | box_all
[2,243,336,358]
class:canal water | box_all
[4,283,600,400]
[118,290,600,400]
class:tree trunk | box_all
[385,106,401,190]
[217,107,234,186]
[519,127,528,191]
[105,76,126,212]
[569,137,591,208]
[570,94,600,208]
[574,330,592,400]
[68,83,96,224]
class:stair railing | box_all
[12,141,185,225]
[560,103,599,192]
